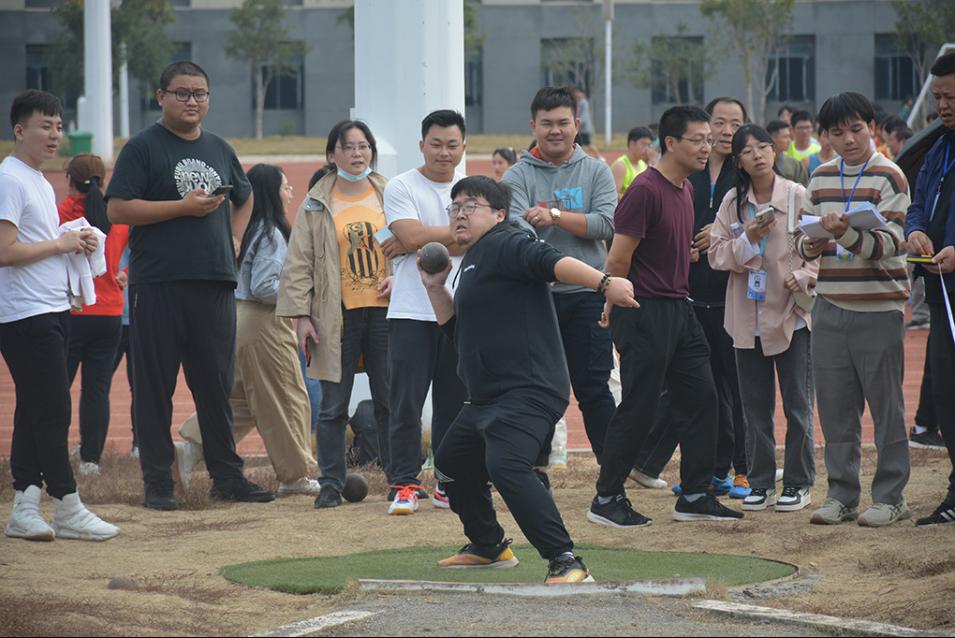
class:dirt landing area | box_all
[0,447,952,636]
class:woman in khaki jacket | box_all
[709,124,818,515]
[277,121,401,508]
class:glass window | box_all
[26,45,50,92]
[465,48,482,107]
[874,34,919,101]
[767,36,815,103]
[649,36,704,105]
[541,38,595,96]
[260,52,304,111]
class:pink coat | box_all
[708,176,818,356]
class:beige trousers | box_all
[180,300,316,483]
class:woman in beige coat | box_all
[277,121,401,508]
[709,124,818,515]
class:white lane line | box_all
[694,600,943,637]
[251,610,378,637]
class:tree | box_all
[225,0,308,140]
[700,0,795,124]
[627,24,707,105]
[47,0,175,106]
[892,0,955,86]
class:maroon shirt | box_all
[614,167,694,299]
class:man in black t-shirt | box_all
[107,61,273,510]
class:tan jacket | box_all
[275,171,389,382]
[709,176,818,356]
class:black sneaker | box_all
[314,487,342,509]
[587,494,652,529]
[210,478,275,503]
[915,501,955,527]
[545,554,594,583]
[438,538,518,568]
[909,428,946,450]
[143,484,177,511]
[905,319,929,330]
[673,493,744,521]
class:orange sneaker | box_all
[387,485,419,515]
[438,538,519,568]
[729,474,752,499]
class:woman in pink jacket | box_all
[709,124,818,514]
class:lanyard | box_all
[929,143,955,221]
[839,157,871,213]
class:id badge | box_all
[730,222,744,239]
[747,269,767,301]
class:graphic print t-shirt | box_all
[105,123,252,285]
[332,185,388,310]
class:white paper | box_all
[846,202,887,230]
[799,215,833,239]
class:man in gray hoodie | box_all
[501,86,617,462]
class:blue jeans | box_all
[298,350,322,432]
[316,307,390,492]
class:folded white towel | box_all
[58,218,107,309]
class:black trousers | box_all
[67,314,122,463]
[928,301,955,502]
[435,392,574,559]
[632,304,747,479]
[597,299,717,497]
[0,311,77,498]
[914,335,936,431]
[386,319,466,486]
[112,324,137,448]
[129,281,244,490]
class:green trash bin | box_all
[67,131,93,155]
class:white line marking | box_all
[694,600,944,637]
[359,578,706,597]
[251,610,378,637]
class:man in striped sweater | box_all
[797,92,912,528]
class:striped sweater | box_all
[796,151,910,312]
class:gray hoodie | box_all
[501,145,616,294]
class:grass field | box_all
[220,544,796,595]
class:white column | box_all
[352,0,465,178]
[119,44,130,139]
[603,0,613,146]
[84,0,114,161]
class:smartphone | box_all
[754,206,774,224]
[209,185,233,197]
[374,227,394,244]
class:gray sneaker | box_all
[858,501,912,528]
[810,498,858,525]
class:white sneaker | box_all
[130,446,140,460]
[775,487,811,512]
[53,492,119,541]
[79,461,100,476]
[432,485,451,509]
[388,485,419,515]
[628,469,668,489]
[175,440,204,487]
[742,488,776,511]
[278,477,322,496]
[775,468,784,483]
[5,485,54,541]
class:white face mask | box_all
[337,166,372,182]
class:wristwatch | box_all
[550,207,562,224]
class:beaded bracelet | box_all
[596,273,611,294]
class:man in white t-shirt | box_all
[384,110,468,515]
[0,90,118,542]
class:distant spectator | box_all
[611,127,651,200]
[491,147,517,182]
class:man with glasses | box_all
[383,109,468,516]
[588,105,744,528]
[632,98,751,500]
[107,61,273,510]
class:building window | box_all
[874,34,919,102]
[146,42,193,110]
[260,54,304,110]
[541,38,595,96]
[26,45,50,92]
[465,48,482,107]
[767,36,815,103]
[649,36,704,105]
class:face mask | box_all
[337,166,372,182]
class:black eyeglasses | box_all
[446,202,493,218]
[166,88,210,103]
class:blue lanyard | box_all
[839,157,871,213]
[930,143,955,221]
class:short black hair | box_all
[894,126,914,143]
[705,97,748,123]
[325,119,378,167]
[817,92,876,131]
[931,52,955,77]
[790,110,814,127]
[658,105,711,156]
[10,89,62,130]
[159,61,209,91]
[421,109,466,140]
[492,147,517,165]
[627,126,653,144]
[530,86,577,119]
[450,175,510,212]
[766,119,790,136]
[881,114,905,135]
[777,104,793,117]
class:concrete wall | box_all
[0,0,909,140]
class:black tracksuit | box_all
[634,160,748,480]
[434,222,575,559]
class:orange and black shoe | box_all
[438,538,519,568]
[545,554,594,584]
[387,485,420,516]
